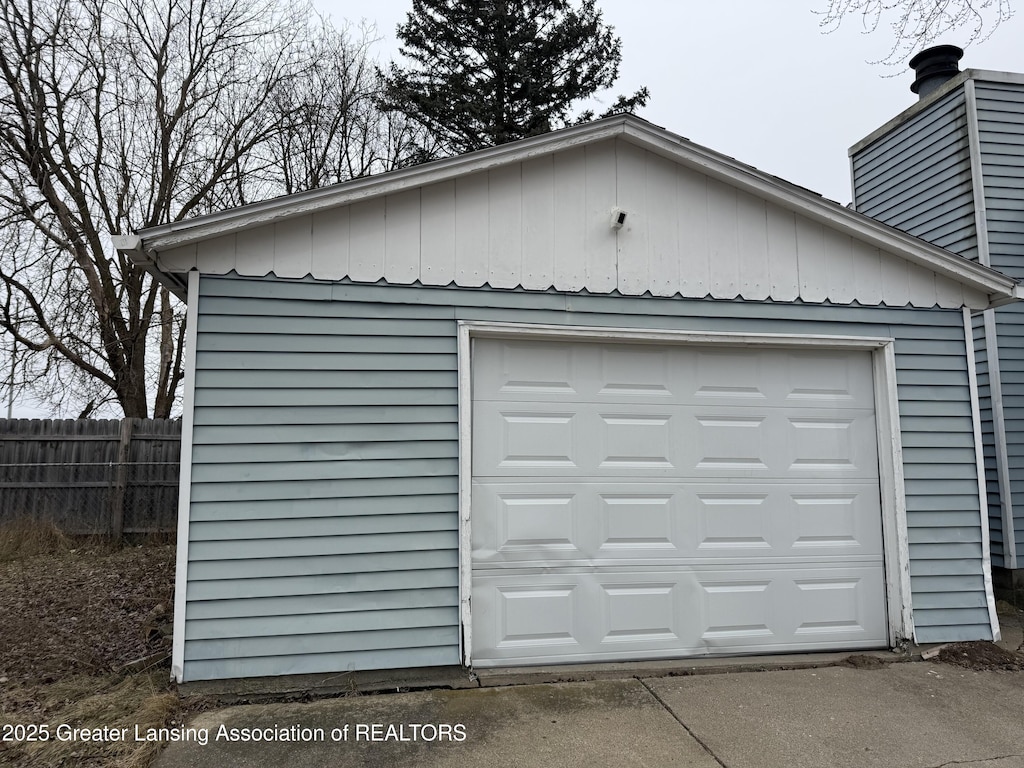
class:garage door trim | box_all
[457,321,913,665]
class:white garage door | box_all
[470,337,888,666]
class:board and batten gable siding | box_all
[179,275,992,682]
[851,89,978,262]
[156,137,988,311]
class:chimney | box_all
[909,45,964,100]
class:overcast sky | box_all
[8,1,1023,419]
[314,0,1024,204]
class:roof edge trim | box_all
[136,117,632,251]
[618,120,1019,302]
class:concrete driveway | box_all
[156,660,1024,768]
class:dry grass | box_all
[3,671,182,768]
[0,519,73,561]
[0,524,182,767]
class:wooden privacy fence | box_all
[0,418,181,535]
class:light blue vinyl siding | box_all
[973,312,1004,566]
[185,285,461,681]
[977,81,1024,273]
[182,276,991,681]
[852,90,978,261]
[994,304,1024,562]
[853,76,1024,569]
[977,80,1024,564]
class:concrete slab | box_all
[474,649,904,688]
[179,666,477,704]
[646,664,1024,768]
[155,679,719,768]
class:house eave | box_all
[617,120,1021,305]
[135,118,633,252]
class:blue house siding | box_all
[852,89,978,261]
[179,275,991,681]
[852,73,1024,572]
[973,312,1005,566]
[185,282,462,681]
[977,80,1024,267]
[977,80,1024,566]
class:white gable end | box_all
[146,120,1013,310]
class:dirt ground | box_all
[0,531,181,767]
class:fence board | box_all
[0,418,181,534]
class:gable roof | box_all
[119,114,1021,309]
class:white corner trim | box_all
[457,323,474,667]
[965,309,1001,641]
[848,154,858,212]
[171,270,200,683]
[874,341,915,644]
[984,309,1018,569]
[964,80,993,270]
[456,320,913,654]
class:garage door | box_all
[470,337,888,666]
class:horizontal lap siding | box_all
[893,319,991,641]
[977,81,1024,565]
[978,82,1024,266]
[852,90,978,261]
[995,304,1024,562]
[974,312,1004,566]
[184,284,460,682]
[184,277,990,681]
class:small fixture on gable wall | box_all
[610,207,627,230]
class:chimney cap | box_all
[909,45,964,97]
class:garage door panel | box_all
[473,483,883,564]
[786,414,879,474]
[471,338,888,666]
[471,566,886,666]
[472,341,875,409]
[476,401,879,479]
[779,349,875,407]
[472,339,581,397]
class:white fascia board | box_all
[136,119,630,252]
[618,121,1020,304]
[112,233,188,300]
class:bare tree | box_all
[0,0,413,418]
[817,0,1015,63]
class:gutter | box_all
[111,234,188,301]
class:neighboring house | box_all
[850,47,1024,597]
[116,114,1021,685]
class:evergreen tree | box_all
[381,0,649,158]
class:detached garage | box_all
[116,114,1021,684]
